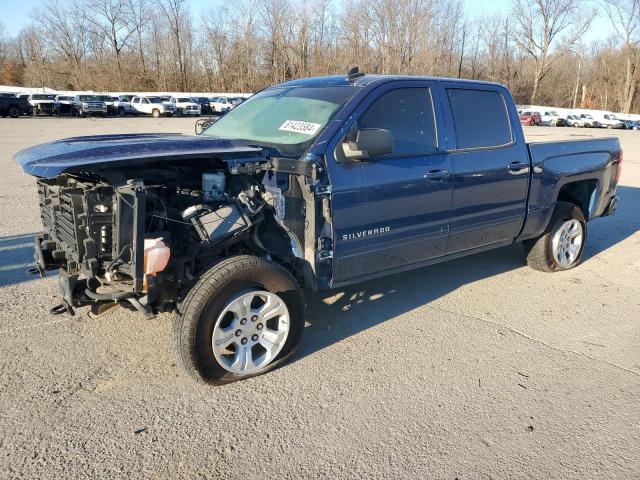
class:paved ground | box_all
[0,118,638,479]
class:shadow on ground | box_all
[0,233,41,287]
[1,188,638,361]
[296,185,640,361]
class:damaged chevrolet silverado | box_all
[16,71,621,384]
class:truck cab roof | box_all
[276,74,506,90]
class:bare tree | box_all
[602,0,639,112]
[81,0,138,88]
[154,0,190,90]
[31,0,90,88]
[511,0,592,103]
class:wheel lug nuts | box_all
[240,318,247,325]
[257,324,263,330]
[235,329,242,337]
[251,315,258,322]
[252,334,259,341]
[241,337,248,345]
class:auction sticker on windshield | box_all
[279,120,322,135]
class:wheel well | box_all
[557,180,598,219]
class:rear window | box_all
[447,88,512,149]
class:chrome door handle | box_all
[508,161,529,175]
[425,169,449,181]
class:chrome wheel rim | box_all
[212,290,290,375]
[551,219,583,268]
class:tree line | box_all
[0,0,639,113]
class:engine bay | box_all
[34,159,307,315]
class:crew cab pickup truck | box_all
[131,96,175,117]
[16,73,621,385]
[113,95,136,116]
[0,93,32,117]
[28,94,57,116]
[170,96,201,116]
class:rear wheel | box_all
[8,107,19,118]
[152,108,160,118]
[173,255,305,384]
[525,202,586,272]
[118,106,126,117]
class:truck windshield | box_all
[202,86,358,155]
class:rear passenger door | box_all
[327,81,453,282]
[441,85,530,254]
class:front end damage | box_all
[27,147,329,317]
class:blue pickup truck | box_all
[16,72,621,384]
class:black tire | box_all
[118,107,126,117]
[173,255,305,385]
[524,201,586,272]
[152,109,160,118]
[8,107,19,118]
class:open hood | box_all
[15,133,266,178]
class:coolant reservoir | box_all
[144,238,170,276]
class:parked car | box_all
[54,95,79,116]
[621,119,639,130]
[113,95,136,116]
[229,97,246,106]
[193,97,214,115]
[0,92,33,117]
[17,73,621,385]
[170,96,201,116]
[519,110,542,126]
[28,94,57,116]
[566,114,586,127]
[95,95,117,115]
[540,110,567,126]
[578,113,599,127]
[70,95,108,117]
[209,96,235,113]
[593,112,624,129]
[130,96,176,117]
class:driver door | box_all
[326,81,453,283]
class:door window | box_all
[447,89,512,149]
[357,88,438,156]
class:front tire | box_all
[152,109,160,118]
[173,255,305,385]
[525,202,586,272]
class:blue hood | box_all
[15,133,265,178]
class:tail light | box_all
[615,152,623,183]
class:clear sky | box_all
[0,0,613,43]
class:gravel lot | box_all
[1,117,639,479]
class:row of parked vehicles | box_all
[0,92,246,118]
[518,108,640,130]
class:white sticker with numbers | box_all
[278,120,321,135]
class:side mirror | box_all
[341,127,394,161]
